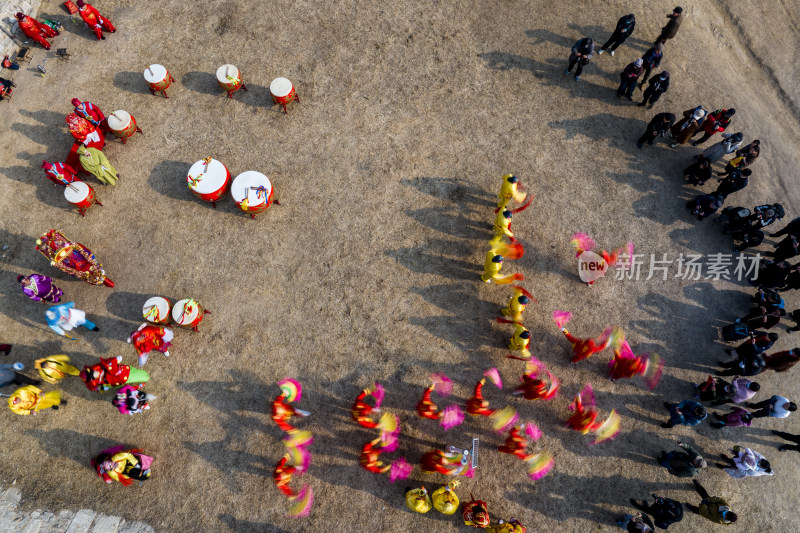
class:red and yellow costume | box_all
[360,437,390,474]
[128,324,173,366]
[420,449,467,476]
[72,98,106,127]
[416,385,441,420]
[273,455,297,497]
[35,355,79,384]
[466,378,495,416]
[36,230,114,287]
[498,426,535,461]
[405,486,432,514]
[272,393,309,432]
[508,323,531,353]
[463,497,490,528]
[78,1,116,40]
[561,328,611,363]
[514,374,559,401]
[491,210,515,244]
[8,386,61,415]
[487,519,527,533]
[41,161,79,186]
[351,389,379,428]
[500,286,532,323]
[566,390,600,434]
[16,13,58,50]
[432,480,460,514]
[496,174,527,212]
[92,447,152,486]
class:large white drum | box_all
[187,158,231,206]
[231,171,273,217]
[172,298,206,330]
[143,296,171,325]
[63,181,99,216]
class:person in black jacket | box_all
[770,234,800,263]
[617,58,643,99]
[639,43,664,87]
[598,14,636,56]
[637,112,675,148]
[683,159,712,185]
[687,194,724,221]
[638,71,670,108]
[564,37,594,81]
[715,168,751,199]
[630,495,684,530]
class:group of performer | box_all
[16,1,114,51]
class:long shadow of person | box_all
[400,177,494,209]
[384,242,479,281]
[24,428,122,467]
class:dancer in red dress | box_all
[416,384,442,420]
[16,13,58,50]
[466,378,495,416]
[76,0,116,40]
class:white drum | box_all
[270,77,293,99]
[107,110,131,132]
[172,298,205,329]
[216,64,241,89]
[187,158,231,205]
[64,181,91,205]
[143,296,171,324]
[231,171,273,216]
[144,64,168,85]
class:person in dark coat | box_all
[725,331,778,358]
[744,204,784,229]
[655,7,684,44]
[617,58,643,99]
[763,349,800,372]
[639,43,664,86]
[773,430,800,452]
[772,216,800,239]
[670,107,706,147]
[779,264,800,291]
[714,168,751,199]
[564,37,594,81]
[752,261,792,289]
[733,227,764,252]
[598,14,636,56]
[736,139,761,167]
[630,495,684,530]
[638,71,670,108]
[692,108,735,145]
[770,234,800,263]
[687,194,723,221]
[658,441,706,477]
[683,159,712,185]
[616,512,655,533]
[718,353,765,377]
[637,112,675,148]
[694,375,736,404]
[661,400,707,428]
[734,305,784,330]
[788,310,800,332]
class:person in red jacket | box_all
[691,108,735,146]
[76,0,116,40]
[16,12,59,50]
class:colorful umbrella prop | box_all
[278,378,302,402]
[491,406,519,433]
[526,451,554,481]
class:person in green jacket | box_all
[77,145,119,185]
[685,480,737,525]
[657,441,706,477]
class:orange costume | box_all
[565,384,621,444]
[351,389,380,428]
[360,437,390,474]
[561,327,612,363]
[514,373,559,401]
[463,496,491,528]
[497,427,535,461]
[416,385,442,420]
[16,13,58,50]
[77,1,116,40]
[420,449,468,476]
[466,378,495,416]
[273,455,297,497]
[271,393,309,432]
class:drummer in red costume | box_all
[76,0,116,40]
[41,161,79,186]
[15,13,58,50]
[360,437,390,474]
[71,98,106,128]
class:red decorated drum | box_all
[107,110,141,142]
[143,296,172,325]
[216,64,242,93]
[187,158,231,207]
[63,181,100,216]
[144,64,173,95]
[270,77,298,112]
[173,298,205,330]
[231,171,273,218]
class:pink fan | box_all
[463,465,475,478]
[644,353,665,390]
[381,429,400,453]
[552,310,572,329]
[524,356,547,378]
[389,457,413,482]
[430,373,453,397]
[278,378,302,402]
[484,368,502,389]
[288,485,314,518]
[440,405,465,431]
[524,422,542,441]
[570,232,596,257]
[371,382,385,409]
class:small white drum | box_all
[63,180,101,216]
[144,64,174,97]
[107,110,142,144]
[231,171,273,218]
[143,296,171,325]
[172,298,206,331]
[269,77,299,113]
[187,158,231,207]
[216,64,246,97]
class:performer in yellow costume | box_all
[432,480,460,515]
[491,210,515,244]
[405,486,432,513]
[496,174,527,212]
[35,355,80,384]
[8,386,61,415]
[500,286,532,323]
[77,145,119,185]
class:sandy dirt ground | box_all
[2,0,800,531]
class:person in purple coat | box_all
[17,274,64,303]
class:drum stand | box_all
[275,92,300,114]
[149,75,175,98]
[227,84,248,99]
[77,200,103,217]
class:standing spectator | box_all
[683,159,712,185]
[717,446,773,478]
[669,107,706,147]
[694,375,735,404]
[752,260,792,289]
[637,112,675,148]
[661,400,707,428]
[763,349,800,372]
[747,395,797,418]
[744,204,784,229]
[733,227,765,252]
[564,37,594,81]
[787,310,800,332]
[629,495,683,529]
[616,512,655,533]
[779,264,800,291]
[772,430,800,452]
[714,168,751,200]
[734,305,782,330]
[702,132,744,164]
[771,216,800,239]
[684,480,737,525]
[686,194,724,221]
[770,234,800,263]
[657,441,706,477]
[710,406,753,427]
[617,59,643,99]
[655,7,684,44]
[598,14,636,56]
[639,44,664,86]
[638,71,670,108]
[730,377,760,404]
[717,353,765,377]
[736,139,761,167]
[0,363,41,388]
[691,108,735,145]
[724,330,777,357]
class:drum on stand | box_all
[64,180,102,216]
[107,110,143,144]
[143,297,172,325]
[231,171,273,219]
[269,77,299,114]
[144,64,174,98]
[216,64,247,98]
[187,158,231,208]
[172,298,207,332]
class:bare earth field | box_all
[2,0,800,531]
